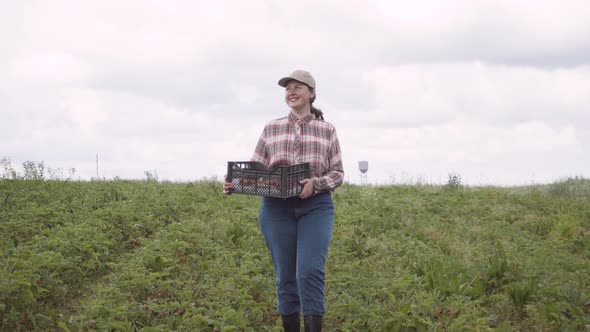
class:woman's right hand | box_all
[223,175,234,195]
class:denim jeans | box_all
[259,192,334,316]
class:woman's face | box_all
[285,80,314,110]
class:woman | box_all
[224,69,344,331]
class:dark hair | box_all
[310,91,324,120]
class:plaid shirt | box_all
[251,111,344,193]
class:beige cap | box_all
[278,69,316,89]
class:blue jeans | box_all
[259,192,334,316]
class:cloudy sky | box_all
[1,0,589,185]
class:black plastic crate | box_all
[227,161,310,198]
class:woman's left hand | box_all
[299,179,315,199]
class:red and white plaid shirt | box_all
[251,111,344,193]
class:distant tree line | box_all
[0,157,76,181]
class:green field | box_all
[1,178,589,331]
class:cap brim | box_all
[278,76,294,87]
[278,77,313,88]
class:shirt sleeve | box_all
[250,127,268,166]
[312,126,344,192]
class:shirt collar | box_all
[288,111,314,125]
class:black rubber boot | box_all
[304,315,323,332]
[281,312,300,332]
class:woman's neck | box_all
[291,104,311,118]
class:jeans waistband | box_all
[263,192,332,208]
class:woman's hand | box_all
[223,175,234,195]
[299,179,315,199]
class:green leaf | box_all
[57,321,71,332]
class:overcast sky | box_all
[1,0,589,185]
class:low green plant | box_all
[508,280,537,307]
[485,242,510,292]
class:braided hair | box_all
[309,92,324,120]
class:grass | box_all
[0,177,589,331]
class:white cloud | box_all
[231,83,264,105]
[9,52,91,83]
[370,0,590,67]
[60,88,108,130]
[489,122,578,153]
[362,63,590,127]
